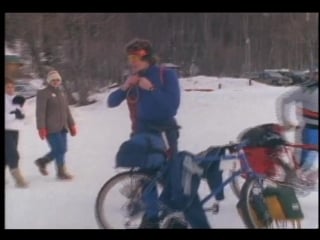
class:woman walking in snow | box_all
[35,70,77,180]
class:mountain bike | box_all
[95,138,305,229]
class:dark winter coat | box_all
[36,85,75,133]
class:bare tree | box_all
[5,12,319,102]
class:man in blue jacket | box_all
[108,38,180,228]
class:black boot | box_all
[35,156,53,176]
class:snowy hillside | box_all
[5,76,318,229]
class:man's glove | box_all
[70,125,77,136]
[38,128,48,140]
[12,95,26,107]
[120,75,140,91]
[10,109,25,119]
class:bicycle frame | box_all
[97,123,317,228]
[199,141,265,207]
[198,141,318,218]
[140,140,267,214]
[132,139,318,210]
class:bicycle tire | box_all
[239,178,302,229]
[95,170,162,229]
[230,171,246,199]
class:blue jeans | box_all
[300,125,318,171]
[184,195,210,228]
[141,153,165,221]
[46,130,67,167]
[137,119,180,221]
[141,180,160,221]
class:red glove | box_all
[38,128,47,140]
[70,125,77,136]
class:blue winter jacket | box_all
[108,65,180,132]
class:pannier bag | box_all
[239,123,287,177]
[237,190,273,228]
[160,151,203,210]
[237,185,303,228]
[243,147,278,176]
[263,186,304,220]
[116,132,167,169]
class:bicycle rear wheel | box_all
[95,170,162,229]
[239,178,302,229]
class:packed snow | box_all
[5,76,318,229]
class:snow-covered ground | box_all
[5,76,318,229]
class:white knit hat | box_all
[47,70,62,83]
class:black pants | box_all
[5,130,20,169]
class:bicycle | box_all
[230,124,318,199]
[95,136,305,229]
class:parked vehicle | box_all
[15,82,38,98]
[258,71,292,86]
[279,70,308,85]
[240,72,260,80]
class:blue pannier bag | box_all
[160,151,203,210]
[116,132,167,169]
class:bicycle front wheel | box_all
[230,171,246,199]
[95,170,162,229]
[239,178,302,229]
